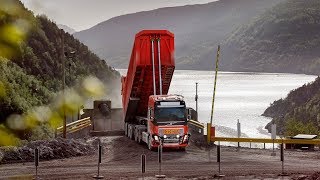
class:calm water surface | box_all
[118,70,316,147]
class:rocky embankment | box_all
[0,138,98,164]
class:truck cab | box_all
[142,95,190,150]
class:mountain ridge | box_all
[58,24,76,34]
[223,0,320,75]
[74,0,283,69]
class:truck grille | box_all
[163,134,180,143]
[158,128,184,144]
[163,134,179,143]
[164,139,179,143]
[158,128,183,136]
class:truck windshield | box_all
[154,106,186,125]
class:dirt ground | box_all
[0,136,319,180]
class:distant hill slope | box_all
[74,0,282,69]
[224,0,320,75]
[263,77,320,136]
[0,1,120,123]
[58,24,76,34]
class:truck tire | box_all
[127,124,134,140]
[130,126,134,140]
[124,123,128,137]
[148,136,154,151]
[137,134,142,144]
[134,129,138,142]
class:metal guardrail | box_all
[188,119,204,129]
[180,120,320,145]
[212,137,320,145]
[56,117,92,135]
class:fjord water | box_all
[118,69,316,147]
[168,70,316,140]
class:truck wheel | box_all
[130,127,134,140]
[134,129,138,142]
[137,134,142,144]
[124,123,128,137]
[148,137,152,150]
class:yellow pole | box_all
[207,123,211,144]
[209,45,220,126]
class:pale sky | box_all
[20,0,218,31]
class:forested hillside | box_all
[227,0,320,136]
[224,0,320,75]
[263,77,320,136]
[0,1,119,126]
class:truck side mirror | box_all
[187,109,192,120]
[187,109,192,115]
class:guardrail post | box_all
[237,119,241,148]
[34,148,39,179]
[271,139,276,156]
[271,124,277,156]
[217,145,220,172]
[214,144,225,178]
[207,123,211,162]
[155,144,165,178]
[93,139,104,179]
[141,154,146,179]
[280,142,288,176]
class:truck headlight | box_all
[163,135,167,139]
[183,134,190,143]
[154,135,159,141]
[183,135,188,141]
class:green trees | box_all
[0,59,53,120]
[12,14,120,93]
[285,119,318,136]
[0,0,120,144]
[264,77,320,136]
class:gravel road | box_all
[0,136,319,179]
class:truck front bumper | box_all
[152,134,190,148]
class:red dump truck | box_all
[121,30,190,150]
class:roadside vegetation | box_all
[263,77,320,136]
[0,0,120,146]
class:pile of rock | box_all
[306,172,320,180]
[0,138,97,164]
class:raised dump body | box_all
[122,30,190,150]
[121,30,175,123]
